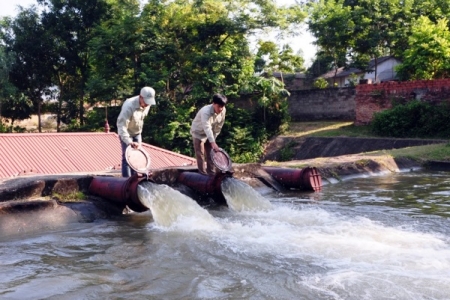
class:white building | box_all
[319,56,402,87]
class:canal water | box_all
[1,171,450,300]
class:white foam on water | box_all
[221,177,273,212]
[206,204,450,299]
[219,205,450,262]
[137,181,221,231]
[138,180,450,298]
[210,205,450,299]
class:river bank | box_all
[1,128,449,237]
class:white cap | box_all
[140,86,156,105]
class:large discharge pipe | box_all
[262,166,322,191]
[176,171,232,206]
[88,175,149,212]
[88,166,322,213]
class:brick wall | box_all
[355,79,450,125]
[232,79,450,124]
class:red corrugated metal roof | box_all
[0,132,196,179]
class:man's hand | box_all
[211,142,220,152]
[130,142,141,149]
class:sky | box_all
[1,0,317,66]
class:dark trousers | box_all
[193,137,216,175]
[120,134,141,177]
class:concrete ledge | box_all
[263,136,447,162]
[423,160,450,171]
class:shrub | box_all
[313,78,328,89]
[371,100,450,138]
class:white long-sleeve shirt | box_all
[117,96,150,145]
[190,104,226,143]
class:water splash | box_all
[137,181,220,230]
[207,204,450,299]
[221,177,272,212]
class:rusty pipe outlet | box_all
[177,171,233,205]
[262,166,322,192]
[88,174,149,212]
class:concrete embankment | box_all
[262,136,447,162]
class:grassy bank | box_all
[284,121,450,162]
[285,121,374,138]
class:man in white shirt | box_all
[190,94,227,175]
[117,86,156,177]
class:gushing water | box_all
[2,172,450,299]
[221,177,273,212]
[137,181,220,230]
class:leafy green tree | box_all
[87,0,303,161]
[348,0,401,80]
[87,0,141,102]
[1,93,33,131]
[1,9,55,132]
[396,16,450,80]
[314,77,329,89]
[308,0,450,78]
[38,0,111,126]
[306,50,337,79]
[0,41,17,124]
[308,0,353,85]
[255,41,305,75]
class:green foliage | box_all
[279,141,296,161]
[1,93,33,125]
[0,45,16,101]
[308,0,352,74]
[307,0,450,78]
[314,78,328,89]
[144,95,196,156]
[220,105,267,163]
[255,41,305,74]
[63,106,121,132]
[371,100,450,138]
[347,73,359,87]
[2,8,54,132]
[396,16,450,80]
[306,51,339,79]
[0,122,7,133]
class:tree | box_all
[1,93,33,131]
[38,0,111,126]
[396,16,450,80]
[1,9,55,132]
[348,0,401,80]
[0,41,17,124]
[314,77,329,89]
[306,50,337,79]
[308,0,353,85]
[0,29,32,130]
[255,41,305,77]
[87,0,141,102]
[87,0,305,157]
